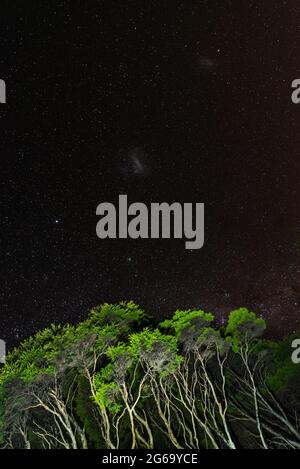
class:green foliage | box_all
[225,308,266,352]
[129,328,182,376]
[197,327,229,353]
[161,310,215,354]
[75,375,102,447]
[107,343,131,362]
[160,309,214,337]
[0,323,66,385]
[93,377,121,414]
[266,359,300,391]
[264,333,300,391]
[86,301,147,329]
[129,328,178,357]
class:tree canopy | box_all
[0,302,299,450]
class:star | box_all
[1,1,299,350]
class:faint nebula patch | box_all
[198,56,218,71]
[119,147,150,180]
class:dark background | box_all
[1,1,300,347]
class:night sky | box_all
[1,1,300,348]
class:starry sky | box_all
[1,1,300,347]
